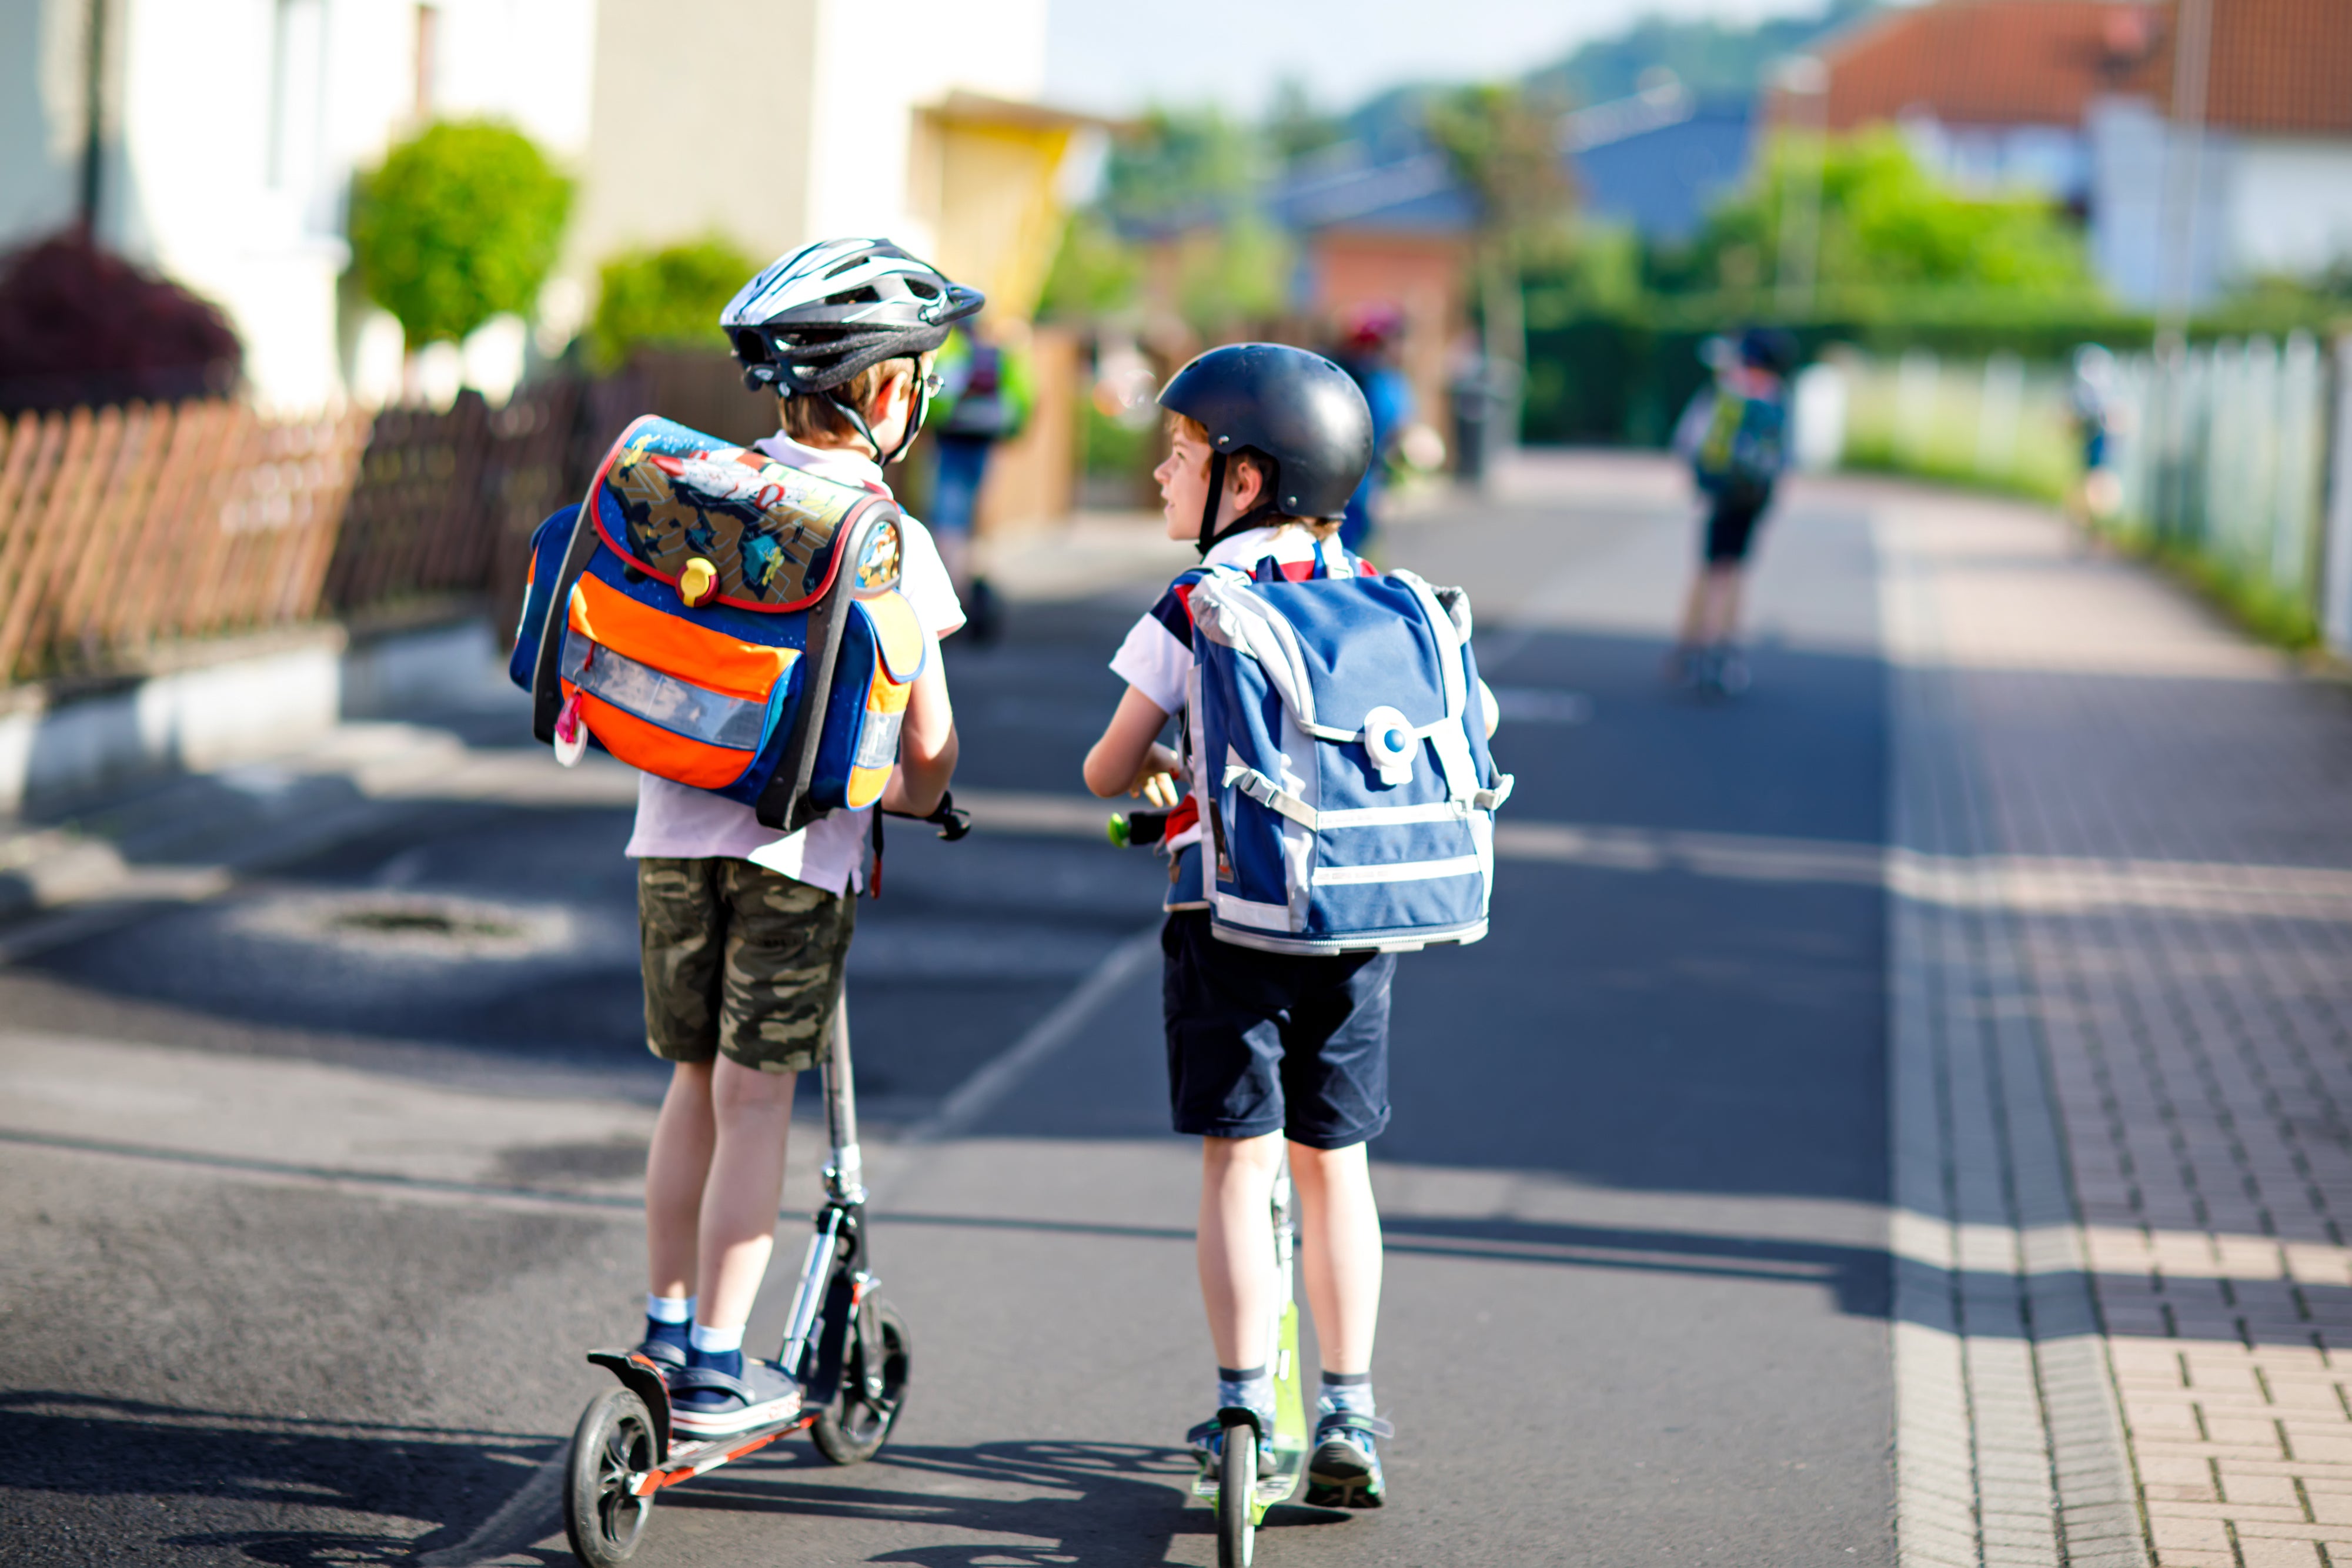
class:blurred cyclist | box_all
[2066,343,2122,541]
[1668,326,1798,696]
[1329,302,1415,558]
[926,318,1034,643]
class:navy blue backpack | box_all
[1182,547,1511,955]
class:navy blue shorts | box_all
[1161,910,1394,1149]
[1703,489,1770,564]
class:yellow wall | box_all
[914,111,1073,321]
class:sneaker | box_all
[1304,1410,1392,1509]
[668,1356,803,1440]
[1187,1412,1278,1482]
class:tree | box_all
[1690,129,2098,305]
[348,120,573,351]
[587,236,757,370]
[1425,82,1575,456]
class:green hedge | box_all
[1520,295,2346,446]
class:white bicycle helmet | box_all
[721,239,982,464]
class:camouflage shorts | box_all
[636,857,857,1074]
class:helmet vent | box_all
[823,255,868,279]
[826,286,881,306]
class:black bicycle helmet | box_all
[1158,343,1375,557]
[1738,326,1800,376]
[721,238,984,463]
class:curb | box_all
[0,615,496,818]
[1881,520,2151,1568]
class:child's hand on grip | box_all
[1131,742,1183,807]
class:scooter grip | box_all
[1108,808,1171,848]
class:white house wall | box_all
[566,0,821,293]
[2227,137,2352,280]
[802,0,1049,252]
[0,0,90,246]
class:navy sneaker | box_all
[1304,1410,1392,1509]
[669,1355,802,1440]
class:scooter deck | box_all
[584,1348,816,1497]
[1193,1301,1310,1520]
[633,1410,816,1496]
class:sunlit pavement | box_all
[19,452,2341,1564]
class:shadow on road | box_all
[0,1390,556,1565]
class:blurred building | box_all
[1560,78,1755,246]
[1785,0,2352,305]
[1270,152,1476,440]
[1,0,1088,410]
[1,0,595,409]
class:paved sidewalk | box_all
[1872,476,2352,1568]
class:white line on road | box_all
[898,926,1161,1149]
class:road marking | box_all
[1488,686,1594,724]
[899,926,1161,1149]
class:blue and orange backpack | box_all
[509,415,923,833]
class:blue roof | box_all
[1268,151,1480,236]
[1568,98,1754,243]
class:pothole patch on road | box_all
[233,892,573,960]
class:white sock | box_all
[646,1293,694,1325]
[689,1322,744,1355]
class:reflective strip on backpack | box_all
[562,632,771,750]
[1314,801,1470,828]
[853,708,904,770]
[1311,855,1485,887]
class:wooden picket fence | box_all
[0,381,588,686]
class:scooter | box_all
[563,798,968,1567]
[1110,804,1309,1567]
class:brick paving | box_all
[1872,477,2352,1568]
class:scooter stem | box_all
[821,987,865,1206]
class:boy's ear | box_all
[1227,456,1266,513]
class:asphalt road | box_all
[0,454,1892,1566]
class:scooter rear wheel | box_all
[1217,1420,1257,1568]
[564,1388,656,1567]
[811,1302,912,1465]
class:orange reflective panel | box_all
[569,576,797,701]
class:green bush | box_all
[1081,400,1157,479]
[349,119,572,346]
[587,236,757,371]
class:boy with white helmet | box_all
[627,239,974,1439]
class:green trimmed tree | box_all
[587,236,758,370]
[349,119,573,349]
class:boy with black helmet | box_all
[621,239,975,1441]
[1082,342,1401,1509]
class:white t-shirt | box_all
[1107,526,1342,856]
[621,430,965,894]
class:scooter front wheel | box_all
[564,1388,656,1567]
[1217,1419,1257,1568]
[811,1302,913,1465]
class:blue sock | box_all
[688,1321,744,1379]
[643,1293,693,1353]
[1217,1363,1275,1425]
[1319,1369,1375,1420]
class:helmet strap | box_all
[1194,449,1281,559]
[1194,450,1227,559]
[824,361,930,467]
